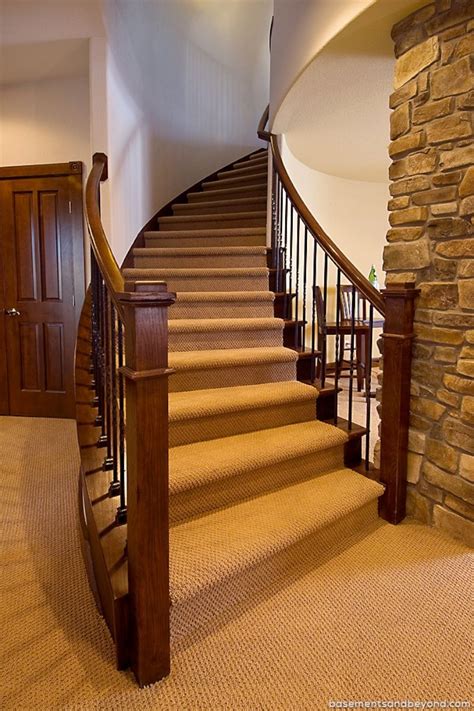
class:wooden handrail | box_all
[85,153,125,306]
[257,105,270,141]
[269,133,385,316]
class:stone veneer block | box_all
[389,131,425,158]
[394,36,440,89]
[412,186,457,205]
[412,97,453,124]
[431,202,458,215]
[459,260,474,278]
[427,217,473,239]
[425,112,473,144]
[390,103,411,139]
[459,166,474,197]
[415,324,464,345]
[436,239,474,258]
[390,175,430,195]
[431,55,474,98]
[426,438,459,473]
[460,196,474,216]
[439,143,474,170]
[459,279,474,310]
[388,206,429,225]
[386,227,423,242]
[444,495,474,522]
[433,505,474,547]
[418,281,458,310]
[424,461,474,504]
[383,238,430,270]
[460,454,474,483]
[389,79,418,109]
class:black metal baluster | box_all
[348,285,356,431]
[321,253,329,387]
[288,203,294,303]
[283,193,289,293]
[275,179,283,292]
[334,268,341,425]
[109,301,120,496]
[271,166,277,266]
[310,238,318,383]
[116,317,127,523]
[294,215,300,348]
[104,290,114,474]
[365,304,374,471]
[302,225,308,353]
[97,276,107,447]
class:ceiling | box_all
[273,0,429,182]
[0,39,89,87]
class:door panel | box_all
[13,191,38,301]
[0,168,83,418]
[39,191,63,302]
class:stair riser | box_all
[233,156,268,170]
[188,186,267,202]
[145,234,266,248]
[170,501,378,643]
[160,275,269,292]
[169,359,297,393]
[169,400,316,447]
[170,445,344,523]
[158,216,266,231]
[173,201,266,215]
[134,254,268,269]
[202,174,267,190]
[170,302,275,320]
[218,164,268,179]
[169,328,283,352]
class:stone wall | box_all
[384,0,474,546]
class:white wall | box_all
[279,137,387,361]
[0,75,90,168]
[271,0,375,129]
[101,0,272,262]
[281,137,387,285]
[1,0,272,264]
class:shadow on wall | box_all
[100,0,272,260]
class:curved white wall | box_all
[281,137,387,287]
[101,0,272,262]
[270,0,375,130]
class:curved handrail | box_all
[257,105,270,141]
[257,105,385,315]
[85,153,125,305]
[270,135,385,315]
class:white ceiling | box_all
[274,0,429,182]
[0,39,89,87]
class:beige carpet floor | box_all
[1,416,472,710]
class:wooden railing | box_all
[260,107,418,524]
[79,152,175,686]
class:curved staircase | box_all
[120,148,384,644]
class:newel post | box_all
[379,281,419,524]
[117,280,176,687]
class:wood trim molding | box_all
[0,161,83,179]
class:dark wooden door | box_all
[0,163,84,418]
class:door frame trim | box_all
[0,161,85,416]
[0,162,82,180]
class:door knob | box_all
[5,308,21,317]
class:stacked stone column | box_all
[383,0,473,546]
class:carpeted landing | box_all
[0,416,472,710]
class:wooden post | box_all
[379,281,419,524]
[118,281,175,687]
